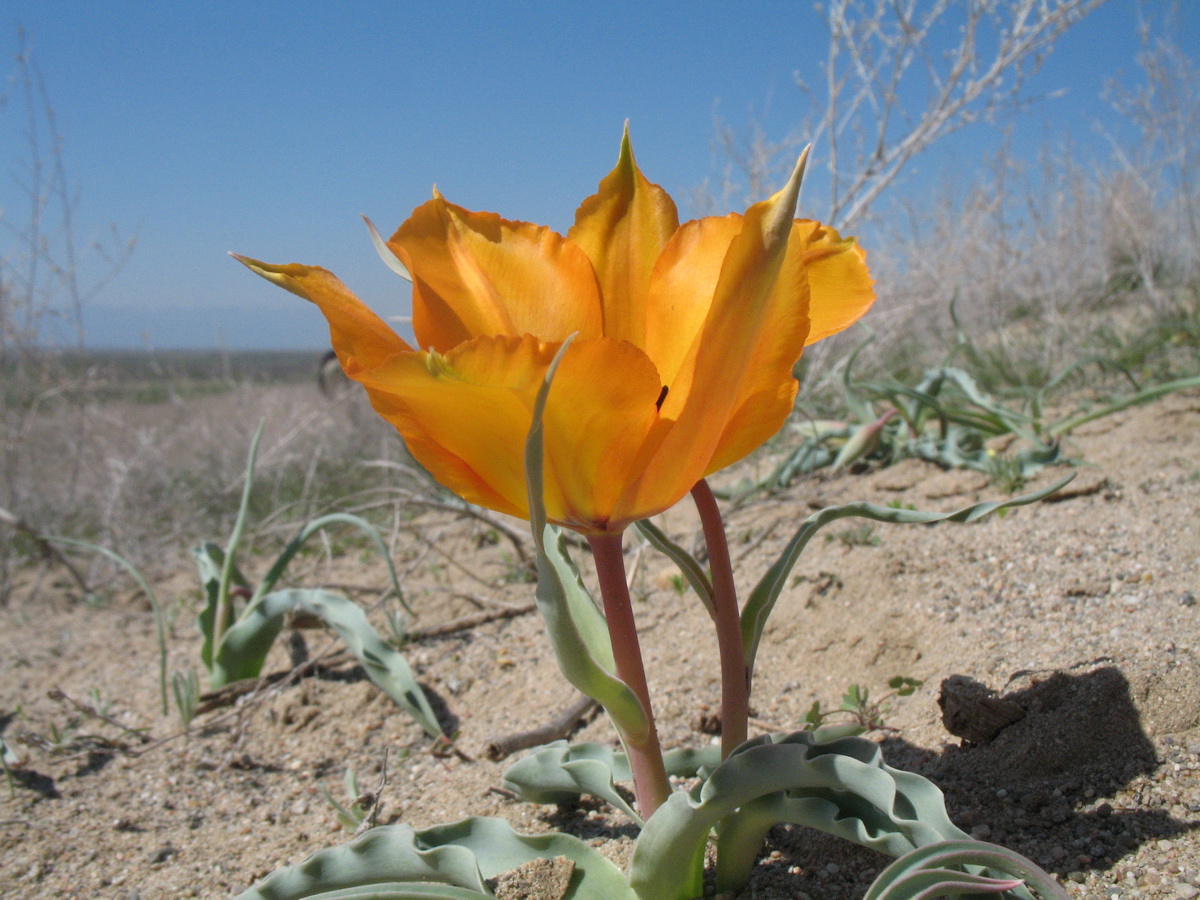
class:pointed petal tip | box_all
[792,144,811,188]
[780,144,811,209]
[230,254,313,301]
[363,215,413,282]
[229,252,275,279]
[617,122,635,168]
[762,144,812,241]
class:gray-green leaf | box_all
[213,588,443,738]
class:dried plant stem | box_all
[483,694,599,761]
[691,479,748,757]
[587,532,670,818]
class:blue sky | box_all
[2,0,1195,350]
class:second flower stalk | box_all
[585,477,749,819]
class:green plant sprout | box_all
[172,669,201,729]
[803,677,925,734]
[320,767,372,833]
[826,522,882,548]
[195,423,444,739]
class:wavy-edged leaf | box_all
[263,885,487,899]
[871,869,1024,897]
[213,589,443,737]
[630,731,970,900]
[524,340,648,744]
[742,476,1073,675]
[235,817,636,900]
[866,839,1070,900]
[501,740,722,825]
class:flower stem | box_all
[691,479,749,757]
[587,532,671,818]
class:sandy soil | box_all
[1,390,1198,899]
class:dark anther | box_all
[656,385,669,410]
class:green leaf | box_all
[192,541,252,672]
[865,839,1069,900]
[1048,373,1200,436]
[251,512,412,616]
[213,588,443,738]
[630,731,971,900]
[216,421,265,646]
[741,476,1073,677]
[501,740,722,825]
[632,518,714,616]
[503,740,640,822]
[523,340,648,744]
[234,817,636,900]
[841,683,865,710]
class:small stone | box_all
[1174,884,1199,900]
[290,800,308,815]
[825,863,840,874]
[970,823,992,839]
[148,845,176,865]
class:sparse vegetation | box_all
[3,7,1200,898]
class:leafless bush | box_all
[1099,6,1199,301]
[700,0,1106,229]
[0,37,136,599]
[865,9,1200,380]
[701,2,1198,400]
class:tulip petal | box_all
[231,255,411,375]
[354,335,665,533]
[356,337,550,519]
[628,152,810,511]
[540,339,668,532]
[640,214,741,392]
[568,126,680,347]
[798,222,874,347]
[389,194,603,352]
[705,220,874,473]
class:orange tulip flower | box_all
[235,130,873,535]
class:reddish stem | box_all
[587,532,671,818]
[691,479,749,756]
